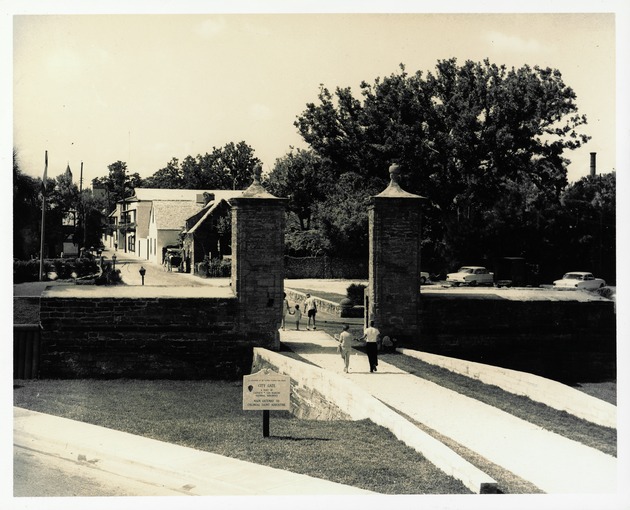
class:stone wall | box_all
[416,295,616,382]
[39,288,256,379]
[285,256,368,279]
[284,289,363,318]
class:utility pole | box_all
[81,161,87,250]
[39,151,48,281]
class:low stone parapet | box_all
[399,349,616,429]
[285,289,364,318]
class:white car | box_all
[420,272,430,285]
[553,272,606,290]
[446,266,494,286]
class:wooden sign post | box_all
[243,369,290,437]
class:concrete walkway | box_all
[13,407,372,496]
[279,329,617,494]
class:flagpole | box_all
[39,150,47,281]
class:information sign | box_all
[243,369,291,411]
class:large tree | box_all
[295,59,591,272]
[264,149,329,230]
[92,161,141,213]
[13,150,42,259]
[142,141,260,190]
[555,172,616,283]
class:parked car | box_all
[420,272,430,285]
[553,272,606,290]
[446,266,494,286]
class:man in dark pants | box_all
[361,320,380,372]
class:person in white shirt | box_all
[360,320,380,373]
[335,324,354,373]
[304,294,317,330]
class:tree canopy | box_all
[292,58,594,272]
[92,161,141,213]
[142,141,261,191]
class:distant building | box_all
[182,191,242,273]
[104,188,242,265]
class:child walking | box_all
[293,304,302,330]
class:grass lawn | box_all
[13,379,470,495]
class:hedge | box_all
[14,258,99,283]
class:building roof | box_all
[185,199,229,235]
[152,201,205,231]
[132,188,242,202]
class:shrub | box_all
[594,286,615,300]
[346,283,367,305]
[95,267,122,286]
[13,257,99,283]
[207,258,231,277]
[198,256,231,278]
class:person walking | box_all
[335,324,354,373]
[281,293,291,330]
[360,320,380,373]
[304,293,318,330]
[293,304,302,330]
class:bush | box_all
[346,283,367,305]
[594,286,615,300]
[13,257,99,283]
[95,267,123,286]
[198,257,231,278]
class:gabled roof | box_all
[152,201,204,231]
[185,198,230,235]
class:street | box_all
[14,444,182,497]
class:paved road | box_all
[14,444,179,497]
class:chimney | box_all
[203,192,215,205]
[196,193,214,205]
[590,152,596,177]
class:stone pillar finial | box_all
[389,163,401,184]
[253,163,262,185]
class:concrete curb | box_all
[14,407,373,495]
[398,349,616,429]
[253,348,498,494]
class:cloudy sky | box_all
[6,3,625,188]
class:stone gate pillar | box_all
[368,163,425,343]
[230,166,287,350]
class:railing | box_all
[14,324,41,379]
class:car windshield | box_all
[457,267,474,274]
[563,273,584,280]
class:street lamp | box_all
[112,253,117,271]
[139,266,146,285]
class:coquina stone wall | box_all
[416,295,616,382]
[39,289,247,379]
[285,256,368,279]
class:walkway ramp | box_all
[280,330,616,494]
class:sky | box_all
[5,3,625,188]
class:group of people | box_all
[282,293,317,331]
[281,291,383,374]
[336,320,380,373]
